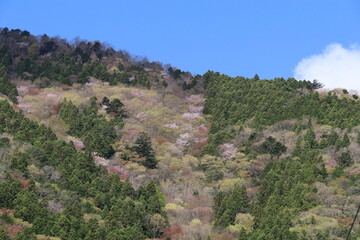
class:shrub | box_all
[205,169,224,183]
[0,137,10,148]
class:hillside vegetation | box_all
[1,27,360,240]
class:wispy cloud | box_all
[294,43,360,90]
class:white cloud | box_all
[294,43,360,91]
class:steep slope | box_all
[201,73,360,239]
[2,27,360,240]
[13,79,212,239]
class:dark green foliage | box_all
[204,74,313,133]
[182,76,198,90]
[168,67,182,79]
[13,189,48,222]
[132,132,158,169]
[201,130,234,156]
[0,179,22,208]
[105,226,145,240]
[134,74,150,88]
[341,132,350,148]
[312,79,324,90]
[0,99,167,239]
[0,65,18,103]
[243,136,327,239]
[338,150,352,167]
[0,227,10,240]
[0,137,10,148]
[293,122,309,134]
[213,185,249,229]
[260,136,287,158]
[332,166,344,178]
[14,231,37,240]
[238,228,249,240]
[11,152,30,176]
[0,100,57,144]
[203,73,360,153]
[205,169,224,182]
[209,129,328,238]
[102,97,127,118]
[101,96,110,106]
[59,99,119,157]
[303,129,318,150]
[0,28,161,89]
[0,45,12,66]
[319,131,339,148]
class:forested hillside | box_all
[1,27,360,240]
[201,73,360,239]
[0,27,202,96]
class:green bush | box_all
[205,169,224,183]
[0,137,10,148]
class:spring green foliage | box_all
[0,99,167,239]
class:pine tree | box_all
[260,136,287,158]
[133,132,158,169]
[342,132,350,148]
[214,209,233,229]
[213,185,249,229]
[303,129,318,150]
[0,227,10,240]
[338,150,352,167]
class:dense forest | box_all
[0,27,201,95]
[0,99,168,239]
[1,27,360,240]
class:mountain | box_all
[1,27,360,240]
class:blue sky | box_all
[1,0,359,86]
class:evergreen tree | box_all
[0,179,22,208]
[133,132,158,169]
[213,185,249,229]
[312,79,324,89]
[260,136,287,158]
[338,150,352,167]
[0,227,10,240]
[303,129,318,150]
[341,132,350,148]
